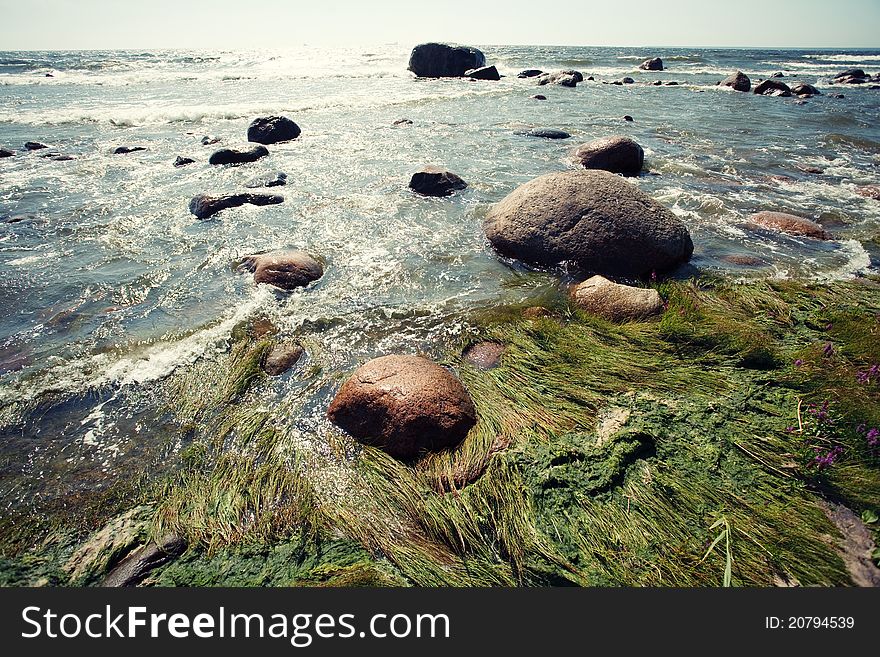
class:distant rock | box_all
[719,71,751,92]
[621,77,635,84]
[465,65,500,80]
[327,354,476,460]
[753,79,792,97]
[24,141,49,151]
[573,135,644,175]
[748,211,830,239]
[245,171,288,188]
[393,118,413,125]
[518,69,543,78]
[409,167,467,196]
[483,169,693,278]
[639,57,663,71]
[623,115,634,122]
[530,94,547,100]
[0,148,14,158]
[791,83,820,96]
[407,43,486,78]
[262,341,305,376]
[664,81,679,86]
[247,116,301,145]
[201,135,221,145]
[113,146,146,154]
[517,128,571,139]
[208,144,269,165]
[240,251,324,291]
[173,156,195,167]
[831,68,869,84]
[188,193,284,219]
[46,153,75,161]
[463,342,505,369]
[537,71,581,87]
[560,70,584,83]
[771,72,785,78]
[572,275,663,322]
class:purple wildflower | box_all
[794,359,804,367]
[867,428,880,447]
[822,343,834,357]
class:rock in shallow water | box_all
[247,116,301,144]
[113,146,146,154]
[240,251,324,290]
[409,167,467,196]
[639,57,663,71]
[245,171,288,188]
[518,128,571,139]
[24,141,49,151]
[754,79,791,96]
[0,148,15,158]
[791,83,820,96]
[262,341,305,376]
[483,169,693,278]
[407,43,486,78]
[208,144,269,165]
[748,211,830,239]
[719,71,751,92]
[327,355,477,460]
[465,65,500,80]
[189,193,284,219]
[518,69,543,78]
[574,135,644,175]
[173,156,195,167]
[463,342,505,369]
[101,534,186,587]
[572,275,663,322]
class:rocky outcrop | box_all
[262,341,305,376]
[407,43,486,78]
[754,79,792,96]
[245,171,288,188]
[571,275,663,322]
[719,71,751,92]
[518,128,571,139]
[188,193,283,219]
[241,251,324,290]
[465,65,500,80]
[573,135,644,175]
[327,355,477,460]
[247,116,301,144]
[409,167,467,196]
[639,57,663,71]
[208,144,269,165]
[484,170,692,278]
[748,211,830,239]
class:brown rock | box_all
[719,71,751,92]
[571,275,663,322]
[754,79,792,97]
[463,342,504,369]
[327,355,476,460]
[721,254,766,266]
[749,211,830,239]
[639,57,663,71]
[262,342,305,376]
[409,166,467,196]
[573,135,644,175]
[241,251,324,290]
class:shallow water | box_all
[1,44,879,510]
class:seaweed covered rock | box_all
[247,116,301,145]
[463,342,505,369]
[572,275,663,322]
[409,167,467,196]
[465,65,500,81]
[754,79,792,96]
[407,43,486,78]
[327,355,476,460]
[189,193,284,219]
[483,169,693,278]
[101,534,187,587]
[208,144,269,165]
[639,57,663,71]
[748,211,830,239]
[240,251,324,290]
[573,135,644,175]
[719,71,751,92]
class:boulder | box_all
[791,83,820,96]
[560,70,585,83]
[530,94,547,100]
[0,148,15,158]
[409,167,467,196]
[113,146,146,154]
[188,193,283,219]
[201,135,221,145]
[407,43,486,78]
[465,65,500,81]
[748,211,829,239]
[537,71,580,87]
[173,156,195,167]
[518,128,570,139]
[831,69,868,84]
[573,135,644,175]
[463,342,505,369]
[621,77,635,84]
[771,72,784,78]
[753,79,791,96]
[640,57,663,71]
[518,69,543,78]
[393,118,413,125]
[572,275,663,322]
[247,116,301,144]
[209,144,269,165]
[24,141,49,150]
[241,251,324,290]
[262,341,305,376]
[483,169,693,278]
[326,355,477,460]
[245,171,288,188]
[665,81,679,86]
[623,115,634,122]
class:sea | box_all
[1,44,879,512]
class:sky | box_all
[1,0,879,50]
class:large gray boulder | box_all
[573,136,644,175]
[639,57,664,71]
[407,43,486,78]
[483,170,693,278]
[719,71,751,92]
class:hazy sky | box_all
[2,0,879,50]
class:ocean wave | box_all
[802,54,880,62]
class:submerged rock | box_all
[463,342,505,369]
[722,254,766,266]
[748,211,830,239]
[247,116,301,144]
[465,65,500,80]
[483,169,693,278]
[753,79,792,96]
[530,94,547,100]
[208,144,269,165]
[572,275,663,322]
[327,355,477,460]
[244,171,288,188]
[639,57,663,71]
[518,128,571,139]
[262,341,305,376]
[101,534,186,587]
[573,135,644,175]
[173,156,195,167]
[621,77,635,84]
[407,43,486,78]
[791,83,820,96]
[201,135,221,145]
[241,251,324,290]
[393,118,413,125]
[518,69,543,78]
[409,167,467,196]
[623,115,634,122]
[24,141,49,150]
[189,193,284,219]
[719,71,751,91]
[0,148,14,158]
[113,146,146,154]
